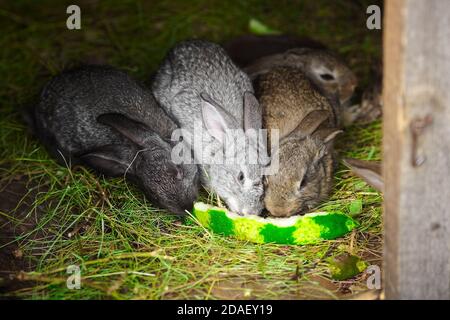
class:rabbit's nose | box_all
[172,203,193,215]
[241,205,263,216]
[241,208,256,216]
[266,208,287,217]
[265,203,294,217]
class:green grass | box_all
[0,0,382,299]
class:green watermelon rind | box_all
[193,202,359,245]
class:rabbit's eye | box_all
[320,73,335,81]
[237,171,244,183]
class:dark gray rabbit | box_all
[27,65,199,215]
[256,67,342,217]
[152,40,265,215]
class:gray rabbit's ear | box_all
[98,113,167,149]
[243,92,262,131]
[78,144,136,177]
[201,93,238,144]
[289,110,330,138]
[343,158,383,192]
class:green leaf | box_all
[327,254,368,281]
[248,18,280,35]
[348,199,363,217]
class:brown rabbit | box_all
[246,48,358,107]
[257,66,340,140]
[257,67,342,217]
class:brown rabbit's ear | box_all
[343,158,383,192]
[289,110,330,138]
[311,128,343,163]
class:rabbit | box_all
[257,66,340,140]
[342,62,382,126]
[255,67,342,217]
[26,65,199,215]
[152,40,265,216]
[245,47,358,107]
[223,34,326,68]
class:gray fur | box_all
[30,65,199,215]
[152,40,264,215]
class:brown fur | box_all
[256,67,341,217]
[247,48,357,106]
[256,67,336,140]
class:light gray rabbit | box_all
[256,67,342,217]
[26,65,199,215]
[152,40,265,215]
[245,47,357,108]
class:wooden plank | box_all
[383,0,450,299]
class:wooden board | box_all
[383,0,450,299]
